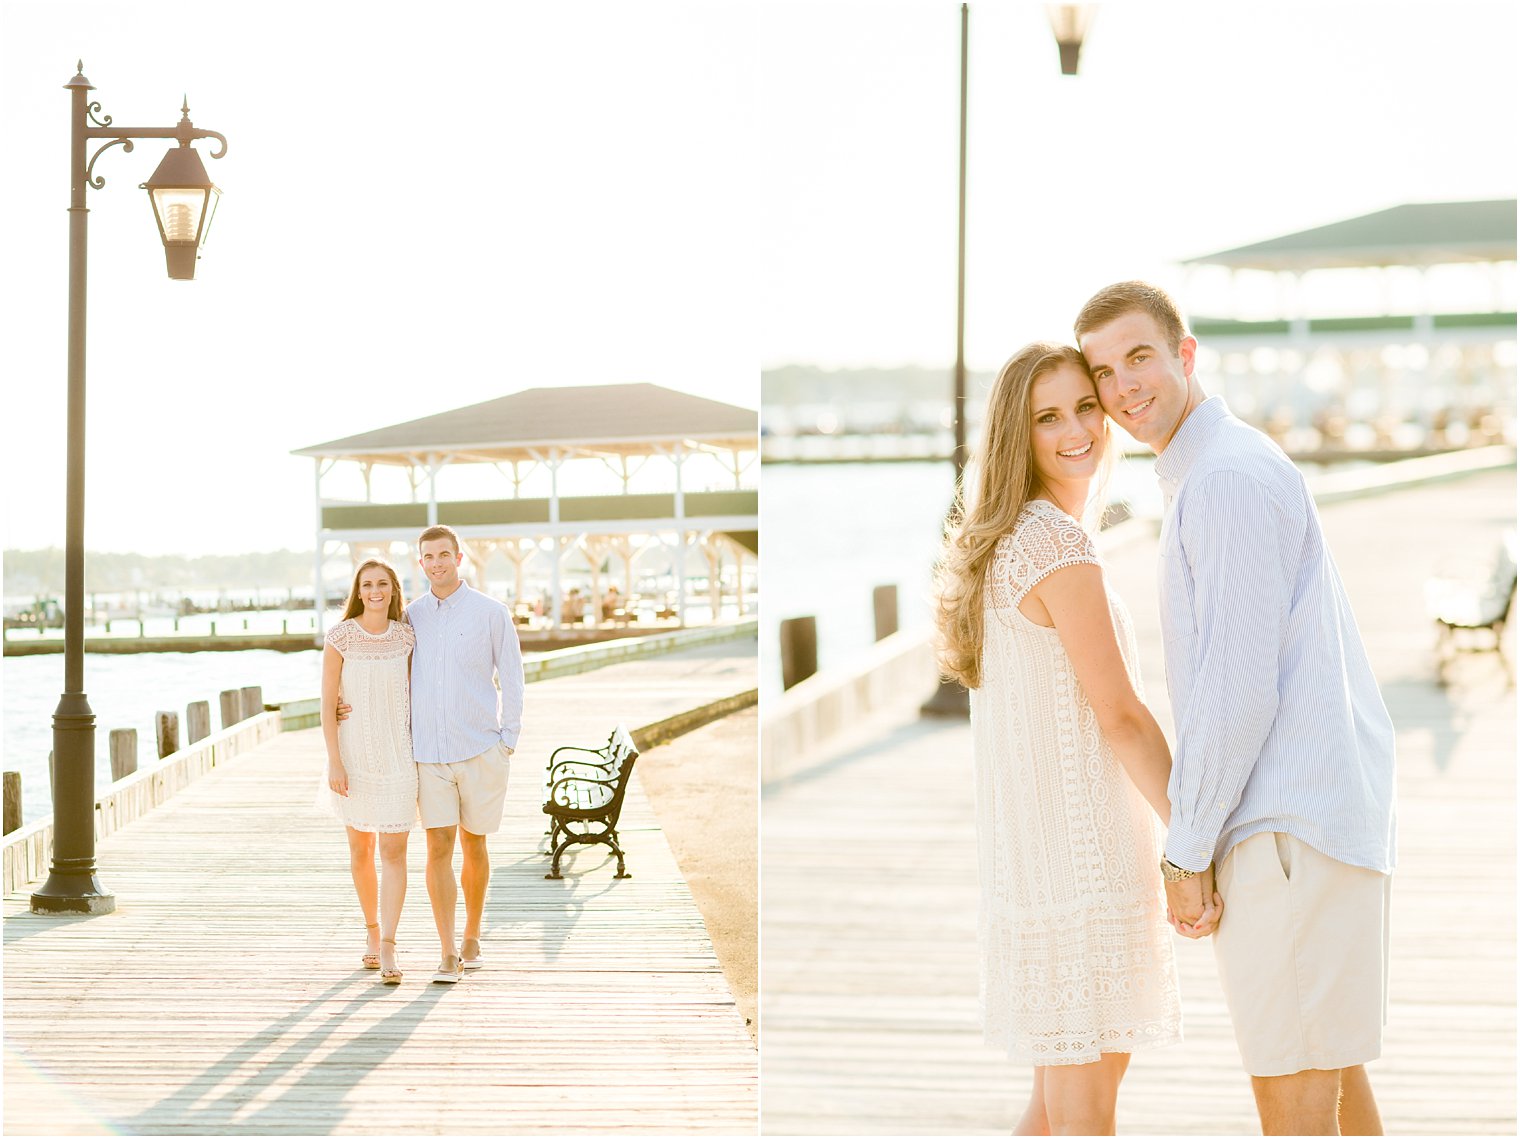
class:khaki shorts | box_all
[416,742,512,835]
[1214,831,1390,1078]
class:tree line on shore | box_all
[4,548,314,597]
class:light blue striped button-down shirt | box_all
[406,580,524,763]
[1155,396,1396,874]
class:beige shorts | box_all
[416,742,512,835]
[1214,831,1391,1078]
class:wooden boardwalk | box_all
[5,638,758,1136]
[761,471,1516,1134]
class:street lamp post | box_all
[31,65,227,915]
[921,6,1093,719]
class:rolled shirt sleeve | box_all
[1164,469,1297,871]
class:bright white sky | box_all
[1,2,757,556]
[758,1,1518,367]
[2,2,1515,556]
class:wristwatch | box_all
[1160,858,1210,882]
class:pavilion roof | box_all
[1181,199,1517,271]
[294,383,757,465]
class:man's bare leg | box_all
[1252,1069,1341,1135]
[1013,1066,1049,1136]
[1336,1065,1383,1136]
[459,829,489,963]
[425,825,459,964]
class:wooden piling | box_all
[3,771,20,834]
[186,701,211,745]
[155,712,180,759]
[219,690,242,730]
[780,616,819,691]
[108,729,138,782]
[241,686,264,721]
[873,584,899,642]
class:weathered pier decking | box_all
[761,469,1516,1135]
[5,638,758,1136]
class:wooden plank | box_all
[761,470,1516,1135]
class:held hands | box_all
[1164,864,1223,939]
[327,762,349,797]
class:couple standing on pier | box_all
[317,523,524,985]
[935,281,1395,1135]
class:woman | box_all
[934,342,1208,1135]
[319,558,417,984]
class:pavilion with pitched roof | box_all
[293,383,757,633]
[1176,199,1516,449]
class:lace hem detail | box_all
[982,1017,1183,1066]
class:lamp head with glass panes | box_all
[140,132,221,280]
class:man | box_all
[1075,282,1396,1135]
[348,525,524,982]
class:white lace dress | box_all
[970,500,1181,1065]
[316,618,418,833]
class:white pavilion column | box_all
[548,449,563,628]
[673,444,687,627]
[426,452,441,526]
[312,458,327,639]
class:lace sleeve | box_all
[399,622,416,650]
[1001,504,1100,607]
[324,620,349,656]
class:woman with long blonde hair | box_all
[934,342,1199,1134]
[318,558,418,984]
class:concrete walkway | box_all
[5,638,757,1136]
[761,471,1515,1135]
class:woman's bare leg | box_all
[1041,1053,1130,1136]
[346,827,379,958]
[1013,1066,1049,1135]
[377,832,408,973]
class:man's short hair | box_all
[417,524,460,553]
[1074,280,1189,354]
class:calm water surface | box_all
[4,649,326,826]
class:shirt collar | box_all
[431,579,472,609]
[1154,395,1231,485]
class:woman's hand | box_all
[328,763,349,797]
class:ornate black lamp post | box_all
[31,65,227,915]
[922,6,1093,719]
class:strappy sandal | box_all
[361,922,380,970]
[380,937,402,985]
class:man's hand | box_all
[336,701,352,722]
[1164,864,1223,939]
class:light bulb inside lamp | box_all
[164,202,195,243]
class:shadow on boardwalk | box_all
[761,470,1516,1136]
